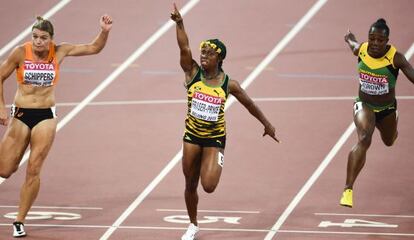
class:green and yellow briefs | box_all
[357,42,399,101]
[185,68,229,138]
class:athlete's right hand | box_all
[0,106,9,126]
[170,3,183,23]
[344,29,357,44]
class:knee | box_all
[185,178,199,193]
[26,163,42,182]
[202,185,216,194]
[383,131,398,147]
[358,131,372,148]
[201,181,217,194]
[0,170,12,179]
[383,139,394,147]
[0,165,17,179]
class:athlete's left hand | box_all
[100,14,113,32]
[263,124,280,143]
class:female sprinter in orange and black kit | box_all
[0,15,112,237]
[171,3,279,240]
[340,18,414,208]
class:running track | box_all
[0,0,413,239]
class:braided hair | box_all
[200,39,227,71]
[369,18,389,37]
[32,16,54,37]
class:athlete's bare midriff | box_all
[14,84,56,108]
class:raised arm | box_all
[394,51,414,84]
[344,29,360,56]
[229,79,279,142]
[57,15,113,61]
[171,3,197,79]
[0,46,23,125]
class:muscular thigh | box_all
[376,111,397,141]
[182,142,202,179]
[200,147,224,180]
[353,102,376,137]
[28,119,57,169]
[0,118,31,166]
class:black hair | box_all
[202,39,227,71]
[32,16,54,37]
[369,18,389,37]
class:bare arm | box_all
[57,15,113,61]
[229,79,279,142]
[0,46,23,125]
[171,3,197,81]
[394,51,414,84]
[344,29,360,56]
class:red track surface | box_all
[0,0,413,239]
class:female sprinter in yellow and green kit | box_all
[171,3,279,240]
[340,18,414,208]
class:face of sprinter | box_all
[200,45,220,70]
[367,27,389,58]
[31,28,52,53]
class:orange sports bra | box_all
[16,42,59,87]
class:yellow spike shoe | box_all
[340,189,353,208]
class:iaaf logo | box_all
[193,91,222,104]
[24,61,55,71]
[359,72,388,84]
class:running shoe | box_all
[340,189,353,208]
[181,223,199,240]
[13,221,26,238]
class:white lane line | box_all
[99,0,327,239]
[97,1,200,239]
[0,205,102,210]
[233,0,327,105]
[2,95,414,108]
[99,149,183,240]
[277,73,355,80]
[0,223,413,237]
[406,43,414,60]
[156,209,260,214]
[263,41,414,240]
[0,0,72,58]
[0,223,110,229]
[253,96,414,102]
[278,230,414,237]
[0,223,266,232]
[0,0,197,185]
[315,213,414,218]
[264,122,355,240]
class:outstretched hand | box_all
[100,14,113,32]
[344,29,357,43]
[263,124,280,143]
[170,3,183,23]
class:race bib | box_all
[359,72,389,95]
[190,91,222,122]
[23,61,56,87]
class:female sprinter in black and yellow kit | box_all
[171,3,279,240]
[340,19,414,208]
